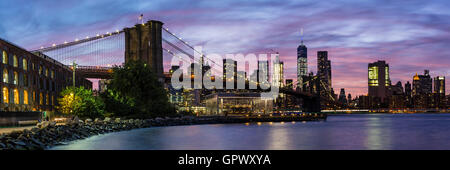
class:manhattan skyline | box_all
[0,0,449,96]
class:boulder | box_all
[94,118,102,123]
[115,118,121,123]
[38,121,50,129]
[104,117,111,123]
[85,119,93,124]
[49,121,57,127]
[128,119,134,124]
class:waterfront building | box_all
[368,60,391,102]
[204,92,273,116]
[297,38,307,89]
[0,38,92,112]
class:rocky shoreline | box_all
[0,114,327,150]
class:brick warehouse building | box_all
[0,38,92,112]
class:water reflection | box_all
[51,114,450,150]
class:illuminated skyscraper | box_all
[434,76,445,94]
[412,70,432,96]
[317,51,332,95]
[297,31,307,89]
[273,53,284,88]
[368,60,391,101]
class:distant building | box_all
[412,70,433,108]
[338,88,347,104]
[392,81,404,95]
[317,51,332,99]
[257,60,269,89]
[434,76,445,94]
[223,59,237,89]
[368,60,391,102]
[297,39,307,89]
[98,79,111,93]
[272,55,284,88]
[413,70,432,96]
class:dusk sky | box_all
[1,0,449,96]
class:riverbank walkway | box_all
[0,126,35,134]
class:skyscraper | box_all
[223,59,237,89]
[412,70,432,96]
[317,51,332,95]
[338,88,347,104]
[257,60,269,88]
[368,60,391,101]
[434,76,445,94]
[297,34,307,89]
[405,81,412,97]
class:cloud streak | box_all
[0,0,449,96]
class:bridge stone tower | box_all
[124,20,164,82]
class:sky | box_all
[0,0,449,96]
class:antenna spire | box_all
[300,28,304,45]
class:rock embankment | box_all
[0,114,326,150]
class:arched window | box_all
[13,71,18,85]
[39,92,43,105]
[45,68,49,77]
[24,90,28,105]
[46,93,49,105]
[3,69,8,83]
[13,88,19,104]
[39,65,43,75]
[3,87,8,104]
[2,51,7,64]
[13,55,18,67]
[23,58,27,70]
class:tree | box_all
[57,86,105,118]
[102,60,176,118]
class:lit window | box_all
[13,88,19,104]
[2,51,7,64]
[2,87,8,104]
[23,58,27,71]
[45,68,48,77]
[46,93,49,105]
[33,91,36,103]
[24,90,28,105]
[52,95,54,106]
[39,92,43,105]
[13,55,18,67]
[13,72,18,85]
[39,65,43,75]
[3,69,8,83]
[51,70,54,79]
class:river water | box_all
[51,114,450,150]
